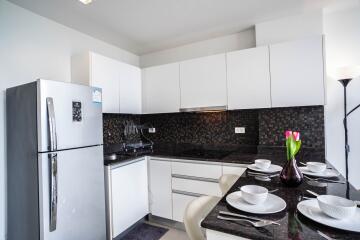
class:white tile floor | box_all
[146,221,190,240]
[160,227,190,240]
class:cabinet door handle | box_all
[172,190,204,198]
[171,174,219,183]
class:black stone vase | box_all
[280,158,303,187]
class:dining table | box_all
[201,165,360,240]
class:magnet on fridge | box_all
[92,88,102,103]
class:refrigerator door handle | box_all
[49,153,58,232]
[46,97,57,151]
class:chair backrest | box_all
[219,174,240,196]
[183,196,220,240]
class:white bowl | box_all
[255,159,271,170]
[317,195,356,220]
[307,162,327,173]
[240,185,268,205]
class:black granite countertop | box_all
[103,142,325,166]
[201,169,360,240]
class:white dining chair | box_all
[183,195,220,240]
[183,174,240,240]
[219,174,240,196]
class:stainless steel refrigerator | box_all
[6,79,106,240]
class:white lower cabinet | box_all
[172,161,222,179]
[172,193,197,222]
[109,159,149,238]
[171,161,224,223]
[147,158,247,224]
[106,157,247,236]
[172,178,222,197]
[223,166,246,176]
[148,159,173,219]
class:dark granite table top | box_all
[104,142,325,166]
[201,169,360,240]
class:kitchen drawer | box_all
[172,161,222,179]
[172,177,222,197]
[172,193,197,222]
[223,166,246,176]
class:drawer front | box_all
[172,193,197,222]
[172,162,222,179]
[222,166,246,176]
[172,177,222,197]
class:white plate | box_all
[248,164,283,173]
[299,167,340,178]
[297,199,360,232]
[226,191,286,214]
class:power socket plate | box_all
[235,127,245,134]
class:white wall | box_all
[255,11,323,46]
[0,1,139,239]
[323,5,360,189]
[140,29,255,68]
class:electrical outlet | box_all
[235,127,245,134]
[148,128,156,133]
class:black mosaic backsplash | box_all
[103,106,325,149]
[141,110,259,145]
[103,113,141,145]
[258,106,325,148]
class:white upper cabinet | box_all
[119,62,142,114]
[179,54,227,109]
[269,36,325,107]
[227,46,271,109]
[90,53,120,113]
[70,36,325,114]
[142,63,180,114]
[71,52,142,114]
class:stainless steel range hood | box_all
[179,105,227,113]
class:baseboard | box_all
[148,214,185,231]
[113,216,147,240]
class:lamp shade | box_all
[79,0,92,4]
[336,66,360,80]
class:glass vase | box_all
[280,158,303,187]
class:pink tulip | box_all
[285,130,293,139]
[293,132,300,141]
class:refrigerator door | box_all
[38,145,106,240]
[37,79,103,152]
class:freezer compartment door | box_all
[38,146,106,240]
[38,79,103,152]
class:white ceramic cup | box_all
[317,195,356,220]
[306,162,327,173]
[240,185,268,205]
[255,159,271,170]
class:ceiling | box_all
[8,0,337,55]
